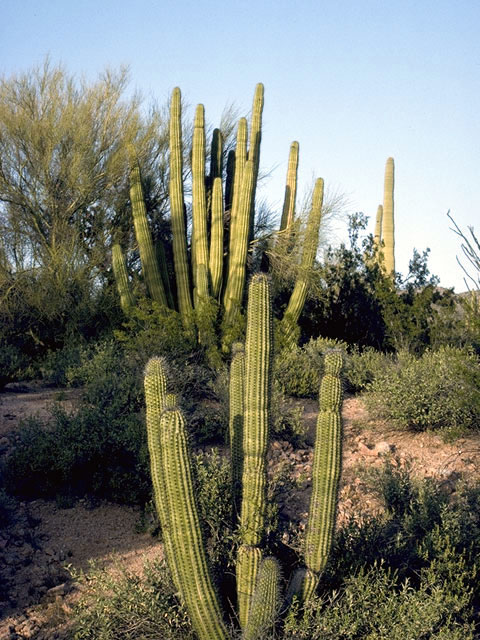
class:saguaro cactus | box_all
[382,157,395,276]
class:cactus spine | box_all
[129,152,168,307]
[280,178,324,345]
[112,243,135,313]
[169,87,194,326]
[382,157,395,276]
[237,273,272,627]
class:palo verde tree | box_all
[0,58,168,354]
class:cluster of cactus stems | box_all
[144,274,344,640]
[373,157,395,275]
[113,84,327,355]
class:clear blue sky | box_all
[2,0,479,291]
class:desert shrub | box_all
[69,464,480,639]
[71,559,194,640]
[274,336,347,398]
[364,346,480,435]
[345,346,395,392]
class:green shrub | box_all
[364,346,480,435]
[344,346,395,392]
[274,336,347,398]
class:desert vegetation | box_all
[0,63,479,639]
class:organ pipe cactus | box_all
[144,278,344,639]
[145,359,228,640]
[129,151,168,307]
[112,243,135,314]
[169,87,194,326]
[373,204,383,254]
[382,157,395,276]
[289,348,343,605]
[209,176,224,299]
[279,178,325,346]
[279,141,299,235]
[192,103,209,298]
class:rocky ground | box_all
[0,385,479,639]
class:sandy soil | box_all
[0,385,479,639]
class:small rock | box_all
[375,441,394,455]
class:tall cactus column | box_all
[289,349,343,606]
[192,103,209,299]
[128,151,168,307]
[169,87,194,327]
[236,273,273,628]
[144,359,228,640]
[382,157,395,276]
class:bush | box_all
[68,464,480,639]
[364,346,480,436]
[274,336,347,398]
[344,346,395,392]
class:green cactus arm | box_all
[279,141,299,233]
[280,177,324,345]
[112,243,135,313]
[225,149,235,213]
[209,177,224,299]
[382,157,395,276]
[159,407,229,640]
[304,350,343,575]
[209,127,223,182]
[243,557,281,640]
[237,544,262,630]
[247,83,264,242]
[169,87,194,326]
[227,117,248,263]
[223,159,255,324]
[285,567,319,608]
[192,104,209,298]
[229,341,245,513]
[128,151,168,306]
[144,358,180,591]
[155,239,175,309]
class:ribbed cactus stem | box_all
[158,407,228,640]
[229,342,245,513]
[223,159,255,324]
[128,152,167,306]
[237,274,272,628]
[169,87,194,326]
[303,349,343,598]
[227,118,248,263]
[382,157,395,276]
[243,557,281,640]
[237,544,262,630]
[280,178,324,345]
[279,141,299,232]
[155,240,175,309]
[144,358,180,591]
[225,149,235,212]
[209,177,224,299]
[247,83,264,241]
[112,243,135,313]
[192,104,209,298]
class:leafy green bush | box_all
[274,336,347,398]
[345,346,395,392]
[68,464,480,639]
[364,346,480,435]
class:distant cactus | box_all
[382,157,395,275]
